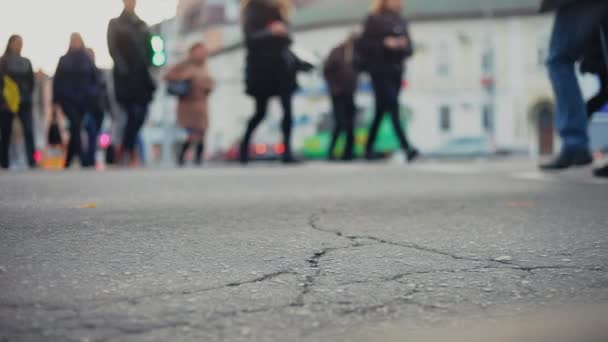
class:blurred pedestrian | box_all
[581,28,608,121]
[323,35,359,161]
[107,0,156,167]
[82,48,109,168]
[358,0,419,163]
[239,0,299,164]
[0,71,21,169]
[53,33,99,168]
[539,0,608,171]
[165,42,215,166]
[0,35,36,168]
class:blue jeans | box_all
[547,2,608,153]
[83,111,104,167]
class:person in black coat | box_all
[107,0,156,167]
[358,0,419,162]
[0,35,36,168]
[323,35,359,161]
[53,33,99,168]
[239,0,299,164]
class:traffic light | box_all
[151,35,166,67]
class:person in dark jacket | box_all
[359,0,419,163]
[0,35,36,168]
[53,33,99,168]
[239,0,299,164]
[539,0,608,171]
[324,35,359,161]
[107,0,156,167]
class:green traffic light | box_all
[151,35,164,53]
[153,53,166,67]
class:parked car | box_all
[427,136,509,159]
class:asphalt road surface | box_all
[1,160,607,341]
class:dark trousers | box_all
[328,94,356,160]
[366,65,411,156]
[588,72,608,118]
[0,109,13,169]
[83,110,104,167]
[121,102,149,153]
[0,102,36,169]
[19,103,36,167]
[63,102,86,168]
[240,93,293,162]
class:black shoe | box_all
[406,148,420,163]
[364,151,384,161]
[593,164,608,178]
[282,154,302,165]
[540,151,593,171]
[239,144,249,165]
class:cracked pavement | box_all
[1,161,607,341]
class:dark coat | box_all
[243,0,297,98]
[581,23,608,76]
[0,52,34,103]
[52,49,98,109]
[540,0,599,12]
[358,11,414,68]
[107,11,156,104]
[323,41,358,96]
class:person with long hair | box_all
[0,35,36,169]
[165,42,215,166]
[359,0,419,162]
[53,33,99,168]
[239,0,299,164]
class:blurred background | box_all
[1,0,607,168]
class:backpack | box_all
[2,75,20,114]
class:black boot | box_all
[593,164,608,178]
[195,143,204,166]
[540,150,593,171]
[407,148,420,163]
[178,142,191,167]
[239,140,249,165]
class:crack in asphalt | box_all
[308,212,480,262]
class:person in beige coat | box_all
[165,42,214,166]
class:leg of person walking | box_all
[240,96,269,164]
[64,104,84,168]
[366,69,388,160]
[122,103,148,167]
[279,92,296,163]
[18,103,37,168]
[328,95,344,161]
[0,110,14,169]
[541,3,608,170]
[342,94,356,161]
[194,139,205,166]
[587,73,608,118]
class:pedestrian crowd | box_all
[0,0,607,179]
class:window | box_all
[440,106,451,132]
[483,104,494,132]
[437,42,450,77]
[481,49,494,75]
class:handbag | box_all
[167,79,193,98]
